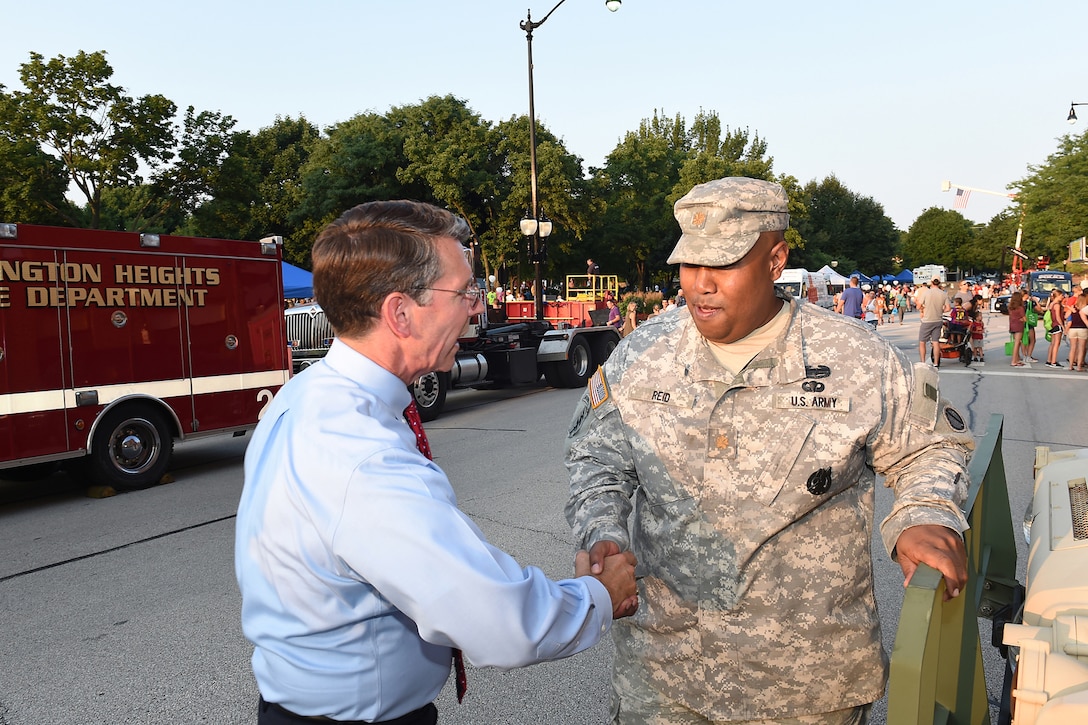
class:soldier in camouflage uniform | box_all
[565,177,973,724]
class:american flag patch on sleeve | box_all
[588,367,610,409]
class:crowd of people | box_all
[828,273,1088,370]
[1011,280,1088,370]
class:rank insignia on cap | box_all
[588,367,610,409]
[691,211,708,228]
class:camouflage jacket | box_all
[565,296,973,721]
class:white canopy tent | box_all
[816,265,849,287]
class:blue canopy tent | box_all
[282,261,313,299]
[849,270,872,284]
[895,269,914,284]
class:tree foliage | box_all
[789,176,898,274]
[901,207,974,269]
[1013,130,1088,265]
[2,51,176,228]
[588,110,781,290]
[0,128,72,224]
[590,111,688,290]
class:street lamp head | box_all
[1068,104,1078,125]
[538,212,554,238]
[520,210,538,237]
[605,0,622,11]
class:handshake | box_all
[575,540,639,619]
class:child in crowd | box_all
[947,298,969,344]
[969,305,985,362]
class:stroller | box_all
[937,310,972,367]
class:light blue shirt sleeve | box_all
[336,443,612,668]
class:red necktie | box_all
[404,401,467,703]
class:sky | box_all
[4,0,1087,233]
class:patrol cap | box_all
[667,177,789,266]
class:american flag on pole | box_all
[953,188,971,209]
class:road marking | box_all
[937,365,1085,379]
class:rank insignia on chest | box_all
[774,393,851,412]
[706,427,735,459]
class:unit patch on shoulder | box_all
[944,406,966,431]
[588,367,610,409]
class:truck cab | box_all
[774,268,834,308]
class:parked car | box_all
[993,295,1009,314]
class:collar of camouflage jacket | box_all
[677,296,808,389]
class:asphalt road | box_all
[0,308,1083,724]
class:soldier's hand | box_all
[587,539,621,575]
[578,543,638,619]
[895,524,967,601]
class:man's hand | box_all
[576,541,639,618]
[895,525,966,601]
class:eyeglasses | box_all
[414,285,483,305]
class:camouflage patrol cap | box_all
[667,177,789,266]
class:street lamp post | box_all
[1067,102,1088,124]
[519,1,620,319]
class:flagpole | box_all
[940,180,1025,286]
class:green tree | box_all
[792,176,898,273]
[93,107,239,233]
[958,209,1021,273]
[295,111,427,265]
[588,109,780,290]
[186,115,320,261]
[675,113,774,200]
[590,111,689,289]
[395,96,504,283]
[901,207,973,269]
[2,51,176,228]
[1012,130,1088,265]
[153,107,238,228]
[0,128,73,224]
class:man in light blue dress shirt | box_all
[236,200,638,725]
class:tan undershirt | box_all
[706,301,790,376]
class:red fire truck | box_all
[0,223,291,489]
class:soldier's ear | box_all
[768,235,789,279]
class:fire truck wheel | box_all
[86,405,175,490]
[411,371,449,423]
[557,337,593,388]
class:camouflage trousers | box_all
[610,678,871,725]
